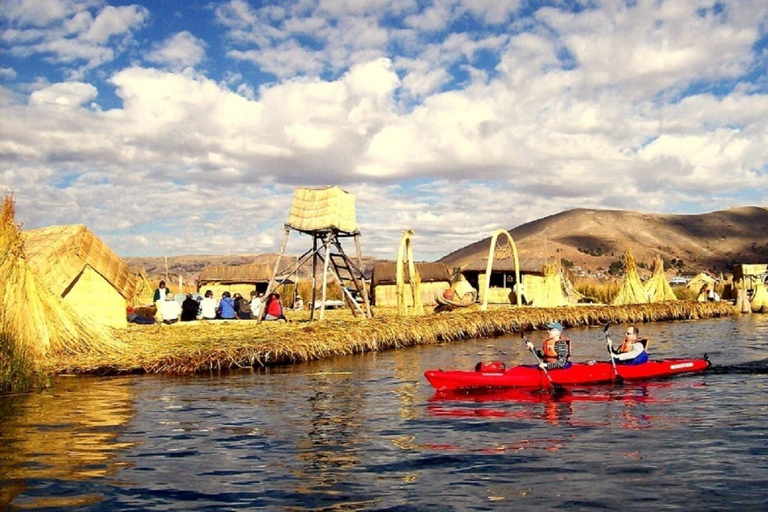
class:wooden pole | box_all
[310,234,318,321]
[319,232,333,321]
[353,234,373,318]
[260,227,290,322]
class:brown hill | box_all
[438,206,768,276]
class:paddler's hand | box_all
[606,338,612,348]
[538,362,547,370]
[526,341,534,351]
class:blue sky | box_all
[1,0,767,260]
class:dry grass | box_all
[574,279,622,304]
[46,301,737,376]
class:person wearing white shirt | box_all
[200,290,217,320]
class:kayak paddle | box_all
[604,324,623,383]
[522,331,565,392]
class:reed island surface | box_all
[47,301,736,376]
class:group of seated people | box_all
[527,322,649,370]
[133,280,291,324]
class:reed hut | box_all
[197,263,277,299]
[371,262,450,307]
[23,225,136,329]
[612,248,649,306]
[686,271,717,296]
[644,256,677,302]
[1,197,121,392]
[531,263,569,307]
[461,256,546,305]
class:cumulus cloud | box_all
[2,0,768,259]
[146,31,206,70]
[1,1,148,73]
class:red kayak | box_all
[425,358,711,391]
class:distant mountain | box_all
[438,206,768,275]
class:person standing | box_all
[153,280,169,302]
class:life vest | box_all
[620,337,648,353]
[542,336,571,363]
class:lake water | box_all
[1,315,768,511]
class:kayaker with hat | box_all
[607,325,649,365]
[526,322,572,370]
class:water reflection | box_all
[0,377,135,510]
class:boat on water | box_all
[425,357,711,391]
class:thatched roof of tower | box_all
[24,225,136,300]
[286,186,358,234]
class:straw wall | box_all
[374,282,449,307]
[65,266,128,328]
[285,186,358,234]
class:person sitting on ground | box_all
[250,291,263,318]
[526,322,571,371]
[264,292,287,322]
[217,291,237,319]
[200,290,217,320]
[293,295,304,310]
[126,306,155,324]
[608,325,649,365]
[180,293,200,322]
[235,292,252,319]
[160,294,182,324]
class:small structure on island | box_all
[612,247,649,306]
[371,261,451,308]
[461,256,544,306]
[644,256,677,302]
[685,271,718,298]
[23,224,137,328]
[197,263,277,299]
[265,186,372,321]
[1,196,123,393]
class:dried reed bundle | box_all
[644,256,677,302]
[0,196,124,364]
[612,248,649,306]
[750,281,768,313]
[47,300,736,376]
[532,263,568,307]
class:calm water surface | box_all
[1,316,768,511]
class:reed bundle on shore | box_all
[47,301,736,376]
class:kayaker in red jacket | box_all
[608,325,649,364]
[527,322,571,370]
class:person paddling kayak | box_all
[607,325,649,365]
[526,322,572,371]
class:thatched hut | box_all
[686,271,718,297]
[461,256,546,305]
[23,225,136,328]
[197,263,277,299]
[732,264,768,295]
[371,262,450,307]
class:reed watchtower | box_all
[264,186,372,320]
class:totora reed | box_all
[47,301,736,376]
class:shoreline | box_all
[46,301,738,376]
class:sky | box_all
[2,0,768,261]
